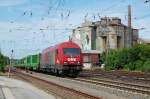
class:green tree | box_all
[0,52,9,72]
[142,60,150,72]
[101,44,150,72]
[104,50,118,70]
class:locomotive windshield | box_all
[63,48,80,56]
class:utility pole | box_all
[8,49,13,78]
[69,36,72,41]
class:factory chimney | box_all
[128,5,131,28]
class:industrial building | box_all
[72,5,138,53]
[72,21,97,51]
[72,17,138,53]
[71,5,139,67]
[71,17,138,67]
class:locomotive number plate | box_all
[67,58,76,61]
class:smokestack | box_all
[128,5,131,28]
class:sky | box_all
[0,0,150,58]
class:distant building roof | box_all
[138,38,150,44]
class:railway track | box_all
[80,70,150,84]
[74,77,150,95]
[12,69,150,99]
[12,70,101,99]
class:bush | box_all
[0,53,9,72]
[134,60,143,71]
[0,65,4,72]
[127,62,135,71]
[105,50,118,70]
[101,44,150,72]
[142,60,150,72]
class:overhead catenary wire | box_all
[134,13,150,20]
[3,0,149,58]
[83,0,127,22]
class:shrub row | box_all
[0,52,9,72]
[101,44,150,72]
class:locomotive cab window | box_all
[56,49,58,55]
[63,48,80,56]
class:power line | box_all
[134,13,150,20]
[101,0,125,13]
[82,0,126,22]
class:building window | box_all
[86,35,89,44]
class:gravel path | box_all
[26,72,129,99]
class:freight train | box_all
[15,41,83,77]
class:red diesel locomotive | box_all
[40,41,83,76]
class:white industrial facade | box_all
[72,17,139,53]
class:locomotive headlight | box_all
[64,61,68,65]
[77,61,80,65]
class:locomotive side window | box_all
[63,48,80,56]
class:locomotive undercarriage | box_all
[40,65,82,77]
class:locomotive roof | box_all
[42,41,80,53]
